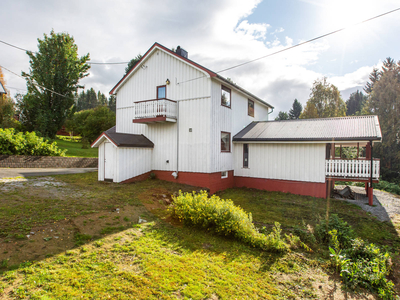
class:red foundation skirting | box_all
[153,170,234,194]
[120,171,327,198]
[121,171,152,183]
[234,176,327,198]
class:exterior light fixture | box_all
[166,78,170,85]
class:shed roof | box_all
[91,126,154,148]
[0,82,6,95]
[233,115,382,142]
[109,42,273,109]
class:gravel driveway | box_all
[335,185,400,222]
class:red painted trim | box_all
[157,85,166,99]
[234,176,327,198]
[132,116,167,123]
[327,177,379,183]
[91,132,118,148]
[135,98,177,104]
[110,42,217,95]
[221,85,231,108]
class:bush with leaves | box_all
[65,106,115,145]
[315,214,355,248]
[319,215,395,299]
[169,191,288,252]
[0,128,66,156]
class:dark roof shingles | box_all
[233,116,382,142]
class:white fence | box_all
[325,159,380,179]
[134,99,177,119]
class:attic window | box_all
[157,85,166,99]
[248,99,254,117]
[221,85,231,108]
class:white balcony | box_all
[325,159,380,180]
[133,99,177,123]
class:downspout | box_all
[267,107,274,121]
[172,101,179,179]
[369,140,373,205]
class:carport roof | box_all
[91,126,154,148]
[233,115,382,142]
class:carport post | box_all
[368,141,373,206]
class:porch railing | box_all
[325,159,380,179]
[134,99,177,119]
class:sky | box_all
[1,0,399,117]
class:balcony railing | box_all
[325,159,380,179]
[134,98,177,121]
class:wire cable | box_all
[216,7,400,73]
[0,64,69,98]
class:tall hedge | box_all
[0,128,66,156]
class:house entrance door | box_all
[104,142,114,181]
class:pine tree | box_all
[288,99,302,119]
[346,90,366,116]
[275,111,289,120]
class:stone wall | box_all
[0,155,98,168]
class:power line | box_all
[0,64,69,98]
[0,39,128,65]
[216,7,400,73]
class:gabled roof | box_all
[91,126,154,148]
[233,115,382,142]
[109,42,273,109]
[0,82,6,95]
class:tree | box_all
[346,90,366,116]
[0,67,18,129]
[275,111,289,120]
[300,77,346,119]
[125,54,142,74]
[363,57,400,182]
[108,95,116,113]
[288,99,302,119]
[66,106,116,146]
[19,30,90,138]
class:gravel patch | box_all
[335,185,400,222]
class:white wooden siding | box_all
[116,49,210,111]
[115,147,152,183]
[210,79,270,173]
[234,143,326,183]
[98,142,105,181]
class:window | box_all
[248,99,254,117]
[221,171,228,178]
[243,144,249,168]
[221,132,231,152]
[157,85,166,99]
[221,85,231,108]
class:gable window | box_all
[221,85,231,108]
[243,144,249,168]
[221,132,231,152]
[248,99,254,117]
[157,85,166,99]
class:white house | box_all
[92,42,382,199]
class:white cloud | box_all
[0,0,388,120]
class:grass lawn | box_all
[55,138,98,158]
[0,172,399,299]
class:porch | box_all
[132,98,177,124]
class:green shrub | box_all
[340,239,395,299]
[373,180,400,196]
[315,214,355,248]
[56,135,82,143]
[0,128,66,156]
[170,191,288,252]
